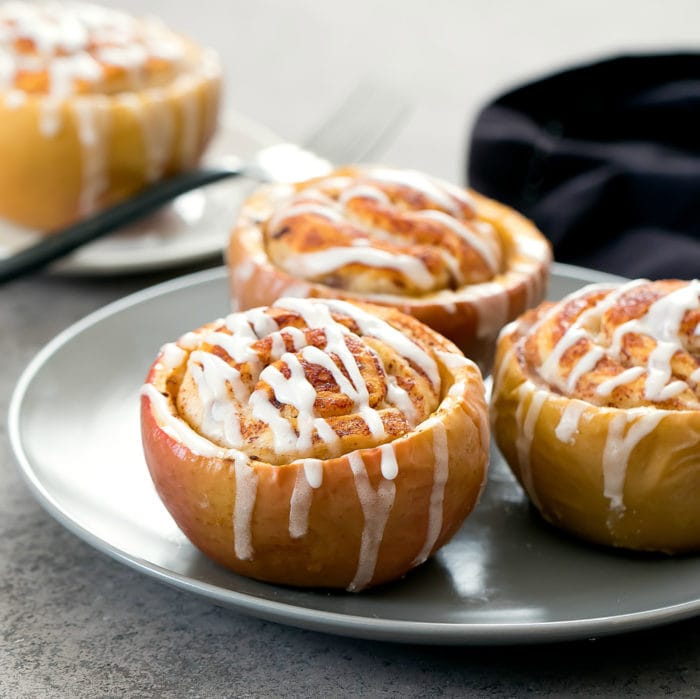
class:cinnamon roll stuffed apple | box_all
[491,279,700,553]
[140,297,489,590]
[0,1,220,230]
[227,165,551,371]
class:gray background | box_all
[3,1,700,696]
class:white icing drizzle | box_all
[4,88,25,108]
[385,375,417,426]
[434,349,477,371]
[566,347,605,393]
[339,184,390,206]
[233,455,258,560]
[280,247,435,291]
[96,44,147,78]
[514,385,546,509]
[141,383,233,460]
[269,202,344,233]
[143,380,263,564]
[288,459,322,539]
[179,330,202,350]
[49,52,101,97]
[159,342,186,370]
[347,451,396,591]
[492,344,515,406]
[176,76,200,169]
[539,327,588,387]
[250,354,317,454]
[608,280,700,401]
[296,297,440,388]
[216,319,262,364]
[232,258,255,285]
[379,443,398,480]
[448,380,466,398]
[464,282,510,339]
[303,458,324,488]
[189,350,247,448]
[410,209,499,272]
[118,91,176,185]
[366,168,460,215]
[534,280,700,403]
[412,419,449,566]
[476,397,490,461]
[442,179,477,211]
[602,410,665,516]
[39,95,62,137]
[246,306,280,337]
[251,317,389,454]
[519,265,541,309]
[301,344,384,438]
[515,232,552,263]
[266,166,504,297]
[595,367,646,397]
[0,51,14,90]
[182,298,437,460]
[140,93,176,182]
[554,400,588,443]
[73,96,109,215]
[442,301,457,314]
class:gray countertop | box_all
[3,1,700,696]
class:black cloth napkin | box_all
[467,53,700,279]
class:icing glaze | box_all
[554,400,588,443]
[288,459,321,539]
[529,280,700,408]
[514,385,547,510]
[264,166,506,297]
[233,454,258,560]
[347,451,396,591]
[602,410,665,517]
[412,419,449,566]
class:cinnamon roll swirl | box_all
[491,279,700,552]
[0,1,220,229]
[227,165,551,371]
[141,297,489,590]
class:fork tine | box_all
[302,80,411,165]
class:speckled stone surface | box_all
[3,2,700,696]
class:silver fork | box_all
[0,81,409,284]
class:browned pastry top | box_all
[262,166,504,297]
[149,297,463,466]
[510,279,700,410]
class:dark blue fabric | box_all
[467,54,700,278]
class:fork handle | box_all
[0,165,243,284]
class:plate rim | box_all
[9,262,700,645]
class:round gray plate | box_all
[9,263,700,644]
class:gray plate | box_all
[9,263,700,645]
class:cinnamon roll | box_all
[0,1,220,230]
[491,279,700,552]
[227,165,551,371]
[141,297,489,590]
